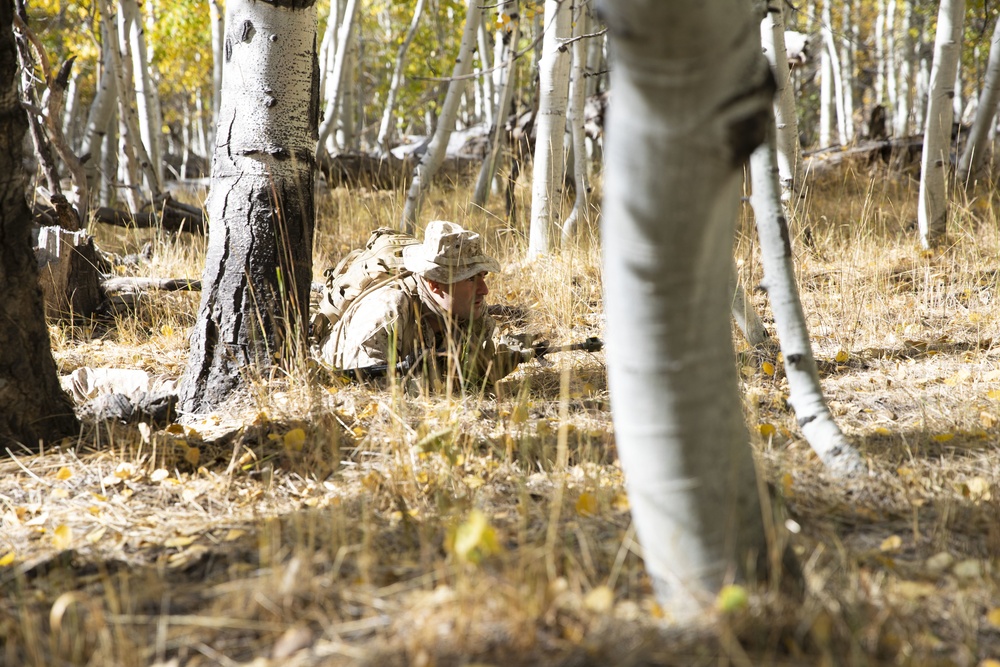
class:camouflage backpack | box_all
[312,228,420,341]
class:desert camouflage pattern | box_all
[318,276,521,389]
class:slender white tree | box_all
[560,0,590,242]
[893,0,913,137]
[918,0,966,248]
[376,0,425,155]
[599,0,789,621]
[209,0,225,149]
[180,0,319,412]
[760,0,803,201]
[472,0,520,208]
[527,0,571,258]
[958,17,1000,184]
[315,0,358,158]
[400,0,481,233]
[821,0,847,145]
[123,0,163,186]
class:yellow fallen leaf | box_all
[880,535,903,552]
[575,492,598,517]
[834,350,850,363]
[164,535,196,548]
[56,467,73,481]
[986,608,1000,629]
[160,324,175,337]
[165,423,185,435]
[284,428,307,452]
[761,361,775,377]
[981,412,997,428]
[223,529,246,542]
[716,584,749,613]
[451,509,499,564]
[0,552,14,567]
[509,405,529,424]
[875,427,892,435]
[781,472,794,497]
[584,585,615,613]
[988,390,1000,400]
[758,423,776,438]
[53,524,73,550]
[85,526,106,544]
[932,433,955,443]
[185,447,201,466]
[357,402,379,420]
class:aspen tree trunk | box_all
[79,22,116,204]
[821,0,847,145]
[0,0,79,449]
[958,17,1000,184]
[840,0,855,141]
[918,0,965,248]
[400,0,481,233]
[316,0,358,158]
[893,0,913,137]
[527,0,571,259]
[819,24,833,146]
[376,0,424,155]
[102,0,158,211]
[885,0,898,121]
[560,0,589,242]
[124,0,163,186]
[180,0,319,413]
[760,0,803,200]
[750,128,864,474]
[875,0,885,104]
[209,0,224,149]
[472,0,519,208]
[317,0,338,99]
[598,0,781,621]
[477,20,494,128]
[337,42,357,151]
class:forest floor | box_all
[2,158,1000,666]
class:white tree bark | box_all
[124,0,163,186]
[209,0,225,150]
[473,0,520,207]
[560,0,590,242]
[80,21,117,204]
[819,24,833,146]
[527,0,571,259]
[750,128,865,474]
[840,0,856,142]
[477,20,495,129]
[918,0,966,248]
[760,0,803,201]
[376,0,425,155]
[885,0,898,120]
[893,0,913,137]
[958,17,1000,183]
[400,0,481,232]
[315,0,359,158]
[181,0,318,412]
[821,0,847,145]
[102,0,159,211]
[875,0,885,104]
[598,0,779,621]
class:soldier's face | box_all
[434,272,489,321]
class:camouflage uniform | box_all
[319,222,523,389]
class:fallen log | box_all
[100,277,201,295]
[93,200,205,233]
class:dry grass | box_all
[2,159,1000,666]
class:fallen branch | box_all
[101,277,201,295]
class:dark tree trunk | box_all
[0,1,78,450]
[179,0,319,413]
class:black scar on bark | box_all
[723,70,777,169]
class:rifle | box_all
[333,336,604,382]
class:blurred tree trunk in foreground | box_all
[598,0,777,621]
[0,0,79,450]
[180,0,319,414]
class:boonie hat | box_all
[403,220,500,283]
